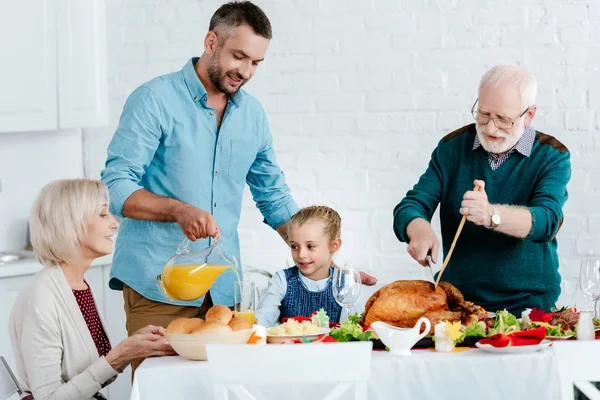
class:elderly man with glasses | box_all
[393,65,571,315]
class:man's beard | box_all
[476,124,524,154]
[207,53,246,95]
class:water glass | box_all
[579,259,600,318]
[332,267,362,322]
[234,281,256,325]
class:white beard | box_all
[476,124,524,154]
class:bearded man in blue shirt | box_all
[101,1,376,373]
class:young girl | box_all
[256,206,344,327]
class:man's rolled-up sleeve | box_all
[246,111,299,229]
[393,144,444,243]
[101,87,163,217]
[527,150,571,243]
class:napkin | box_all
[478,327,546,347]
[529,308,554,323]
[289,334,338,344]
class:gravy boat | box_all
[371,317,431,356]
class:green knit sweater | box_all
[393,124,571,315]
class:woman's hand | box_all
[105,325,174,371]
[134,325,167,336]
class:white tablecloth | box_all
[130,348,560,400]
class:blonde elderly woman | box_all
[9,179,174,400]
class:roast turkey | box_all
[361,280,486,333]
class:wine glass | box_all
[559,276,577,309]
[579,259,600,318]
[332,266,362,322]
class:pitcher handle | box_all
[175,231,221,254]
[415,317,431,341]
[175,237,190,254]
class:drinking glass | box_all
[579,260,600,318]
[332,267,362,322]
[234,281,257,325]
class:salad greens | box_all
[330,308,583,344]
[531,321,574,337]
[461,321,486,338]
[488,309,521,335]
[329,313,378,342]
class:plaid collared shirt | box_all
[473,125,536,171]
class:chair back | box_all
[552,341,600,400]
[207,342,373,400]
[0,356,22,400]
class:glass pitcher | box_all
[156,233,239,303]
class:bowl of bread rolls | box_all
[166,305,254,361]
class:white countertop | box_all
[0,253,113,278]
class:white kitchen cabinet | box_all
[0,274,34,372]
[0,0,57,132]
[0,0,108,133]
[56,0,108,129]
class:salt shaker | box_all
[576,310,595,341]
[434,322,455,352]
[521,308,532,329]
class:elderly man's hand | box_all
[406,218,440,266]
[460,180,493,227]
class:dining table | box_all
[130,346,560,400]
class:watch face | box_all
[492,214,501,224]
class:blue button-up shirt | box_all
[101,58,299,307]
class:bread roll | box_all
[205,305,233,324]
[167,318,190,333]
[229,317,252,331]
[167,318,205,334]
[191,321,232,334]
[186,318,205,332]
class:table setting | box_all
[132,231,600,400]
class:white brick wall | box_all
[85,0,599,307]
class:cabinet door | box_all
[56,0,108,129]
[0,0,57,133]
[0,275,35,373]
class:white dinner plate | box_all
[266,327,331,344]
[546,335,574,341]
[475,339,552,353]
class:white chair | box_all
[552,341,600,400]
[0,356,23,400]
[206,342,373,400]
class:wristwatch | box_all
[488,206,501,230]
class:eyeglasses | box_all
[471,98,530,130]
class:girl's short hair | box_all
[288,206,341,242]
[29,179,109,266]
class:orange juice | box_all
[161,264,239,301]
[235,310,256,325]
